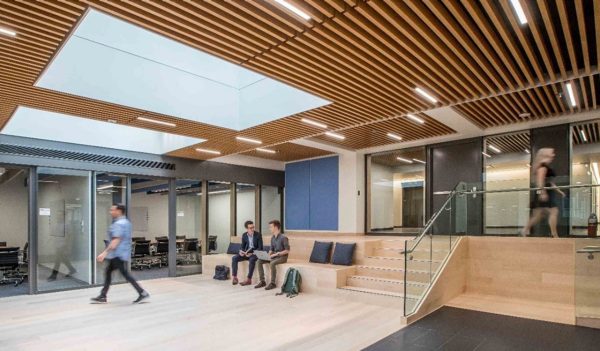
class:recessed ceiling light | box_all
[580,129,588,142]
[482,152,491,158]
[510,0,528,25]
[256,148,277,154]
[524,149,530,154]
[137,116,176,127]
[414,87,438,103]
[386,132,403,141]
[325,131,345,140]
[412,158,426,164]
[274,0,311,21]
[519,112,531,118]
[196,148,221,155]
[406,114,425,124]
[236,136,262,144]
[566,82,577,107]
[107,119,117,124]
[0,27,17,37]
[397,157,413,164]
[488,145,501,153]
[301,118,327,128]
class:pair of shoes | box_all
[240,279,252,286]
[90,296,107,303]
[265,283,277,291]
[232,277,239,285]
[133,291,150,304]
[254,281,266,289]
[65,270,77,278]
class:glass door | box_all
[37,167,92,292]
[575,240,600,327]
[176,179,202,276]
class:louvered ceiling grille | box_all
[485,132,531,154]
[0,0,598,160]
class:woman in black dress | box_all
[521,148,565,238]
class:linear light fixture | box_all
[97,184,126,190]
[195,148,221,155]
[325,131,345,140]
[256,148,277,154]
[406,114,425,124]
[412,158,426,164]
[414,87,438,103]
[0,27,17,37]
[274,0,311,20]
[488,145,501,153]
[301,118,327,128]
[592,162,600,184]
[524,149,530,154]
[397,157,413,164]
[137,116,176,127]
[580,129,588,142]
[566,83,577,107]
[482,152,491,158]
[386,132,403,141]
[236,136,262,144]
[510,0,528,25]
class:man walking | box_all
[91,204,149,304]
[255,220,290,290]
[231,220,262,286]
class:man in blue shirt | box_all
[91,204,149,304]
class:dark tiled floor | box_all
[364,307,600,351]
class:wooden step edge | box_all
[356,265,429,274]
[348,275,429,287]
[339,286,420,300]
[367,256,443,264]
[377,247,450,253]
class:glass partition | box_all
[208,181,231,254]
[261,185,281,234]
[37,168,91,292]
[176,179,202,276]
[368,147,426,234]
[236,183,255,235]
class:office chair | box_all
[155,240,169,267]
[0,247,24,286]
[0,241,6,247]
[176,235,186,240]
[155,236,168,242]
[178,238,199,265]
[132,237,146,242]
[131,240,152,270]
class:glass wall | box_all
[37,168,91,292]
[261,185,281,234]
[483,132,531,235]
[236,183,256,235]
[176,179,202,276]
[368,147,426,234]
[208,181,231,254]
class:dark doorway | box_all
[402,186,424,227]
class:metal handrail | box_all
[460,182,600,195]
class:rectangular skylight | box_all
[35,9,330,131]
[2,107,205,155]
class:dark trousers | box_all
[100,258,144,297]
[231,254,258,279]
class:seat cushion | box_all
[331,242,356,266]
[309,241,333,264]
[226,242,241,255]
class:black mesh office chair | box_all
[132,240,152,270]
[176,235,186,240]
[155,236,168,242]
[0,247,24,286]
[208,235,217,253]
[155,240,169,267]
[178,238,199,265]
[132,237,146,242]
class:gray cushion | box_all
[309,241,333,264]
[331,242,356,266]
[226,242,241,255]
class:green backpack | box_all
[276,267,301,298]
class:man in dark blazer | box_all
[231,220,263,286]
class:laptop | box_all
[254,250,272,261]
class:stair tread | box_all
[356,265,430,274]
[339,286,420,299]
[348,275,429,286]
[367,256,443,263]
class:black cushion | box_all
[309,241,333,264]
[226,242,241,255]
[331,242,356,266]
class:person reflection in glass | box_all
[521,148,566,238]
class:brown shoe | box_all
[232,277,238,285]
[254,281,266,289]
[240,279,252,286]
[265,283,277,290]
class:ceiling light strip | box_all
[488,145,501,153]
[325,131,345,140]
[566,82,577,107]
[274,0,311,20]
[412,158,426,164]
[510,0,528,25]
[256,148,277,154]
[301,118,327,128]
[406,114,425,124]
[0,27,17,37]
[482,152,491,158]
[397,157,413,164]
[196,148,221,155]
[386,132,403,141]
[236,136,262,144]
[137,116,176,127]
[414,87,438,103]
[580,129,588,142]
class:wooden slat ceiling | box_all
[573,120,600,145]
[0,0,598,161]
[371,148,426,167]
[484,131,530,154]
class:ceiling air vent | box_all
[0,143,176,170]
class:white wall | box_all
[484,168,530,227]
[0,171,28,248]
[370,162,394,230]
[177,193,202,239]
[261,185,281,233]
[208,191,231,253]
[131,191,169,239]
[236,188,255,234]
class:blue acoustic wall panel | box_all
[284,160,311,230]
[309,156,339,230]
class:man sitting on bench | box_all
[255,220,290,290]
[231,220,262,286]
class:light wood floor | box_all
[0,275,403,351]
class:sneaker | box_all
[90,296,107,304]
[232,277,239,285]
[240,279,252,286]
[254,281,266,289]
[265,283,277,290]
[133,291,150,304]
